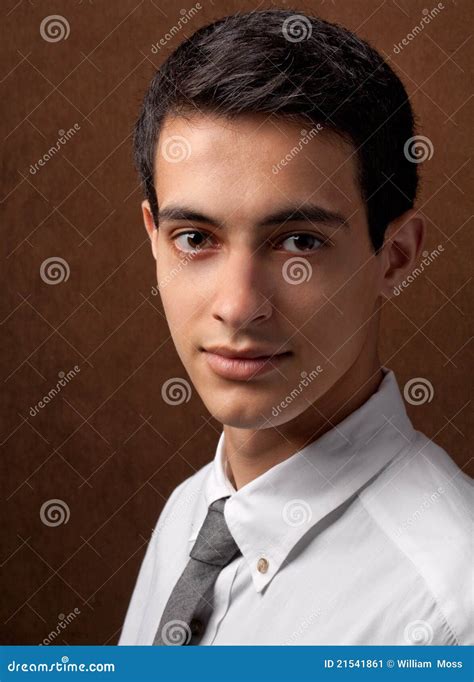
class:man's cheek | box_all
[307,295,363,354]
[331,289,376,353]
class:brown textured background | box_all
[1,0,472,645]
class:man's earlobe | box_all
[379,209,426,299]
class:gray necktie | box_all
[153,496,241,645]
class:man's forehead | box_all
[156,111,353,158]
[154,112,361,211]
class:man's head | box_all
[136,9,425,428]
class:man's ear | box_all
[142,200,158,261]
[379,208,426,299]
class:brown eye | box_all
[173,231,214,253]
[279,233,324,253]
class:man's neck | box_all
[223,354,384,491]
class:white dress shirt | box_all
[118,367,473,645]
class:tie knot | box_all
[190,496,240,567]
[209,496,227,514]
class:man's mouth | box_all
[201,347,292,380]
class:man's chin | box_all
[201,397,300,430]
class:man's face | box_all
[149,112,385,428]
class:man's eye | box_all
[277,233,325,253]
[172,231,214,253]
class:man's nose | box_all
[210,250,273,329]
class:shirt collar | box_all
[192,367,415,592]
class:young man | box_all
[119,10,472,645]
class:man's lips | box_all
[202,349,292,380]
[202,344,291,359]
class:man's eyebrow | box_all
[157,204,349,230]
[258,205,349,229]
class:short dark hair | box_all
[134,8,419,252]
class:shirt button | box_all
[257,557,269,573]
[190,618,203,636]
